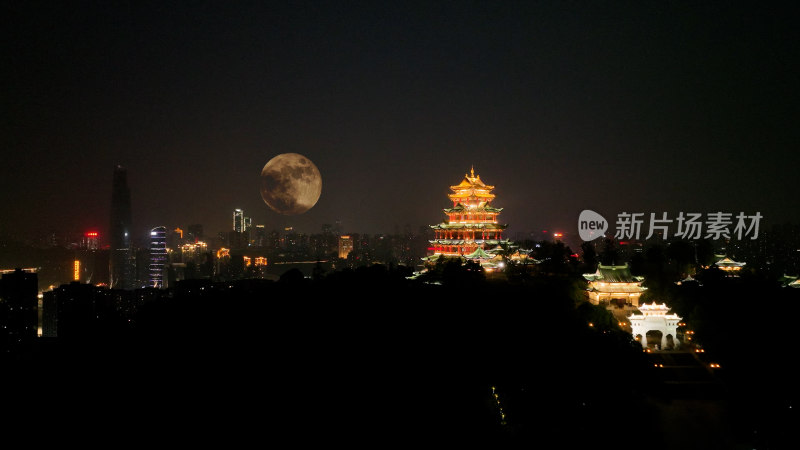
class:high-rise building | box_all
[429,168,510,257]
[339,235,354,259]
[149,226,168,288]
[81,231,100,250]
[187,224,204,242]
[0,268,38,350]
[254,224,266,247]
[233,209,245,233]
[180,241,209,264]
[109,166,135,289]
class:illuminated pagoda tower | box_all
[428,168,510,264]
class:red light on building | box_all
[83,231,100,250]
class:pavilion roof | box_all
[465,247,493,259]
[449,168,495,191]
[443,202,504,214]
[583,263,642,283]
[430,223,508,230]
[715,257,745,268]
[588,284,646,293]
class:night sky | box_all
[3,1,799,245]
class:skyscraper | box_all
[338,235,353,259]
[149,226,167,288]
[233,209,245,233]
[0,268,38,350]
[109,165,135,289]
[186,224,204,242]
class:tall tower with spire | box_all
[109,165,135,289]
[428,168,510,258]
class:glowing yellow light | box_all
[73,260,80,281]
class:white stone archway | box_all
[629,303,681,350]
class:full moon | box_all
[260,153,322,215]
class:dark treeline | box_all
[6,263,652,447]
[668,268,800,448]
[6,260,798,447]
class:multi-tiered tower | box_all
[429,168,510,258]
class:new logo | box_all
[578,210,608,241]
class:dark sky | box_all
[3,1,799,245]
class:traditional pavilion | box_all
[629,303,682,350]
[714,255,746,275]
[583,263,646,307]
[675,274,702,286]
[427,168,511,262]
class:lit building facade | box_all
[583,263,646,307]
[339,235,354,259]
[181,241,209,264]
[254,224,266,247]
[81,231,99,250]
[233,209,245,233]
[429,168,510,258]
[149,226,168,288]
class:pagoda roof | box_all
[443,203,467,213]
[715,257,745,268]
[629,303,681,320]
[675,274,702,286]
[429,239,511,246]
[442,202,504,214]
[780,274,798,286]
[465,247,492,259]
[430,223,508,230]
[421,253,465,262]
[449,167,495,191]
[583,263,642,283]
[788,279,800,288]
[430,239,466,245]
[588,284,646,293]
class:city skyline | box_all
[3,2,798,242]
